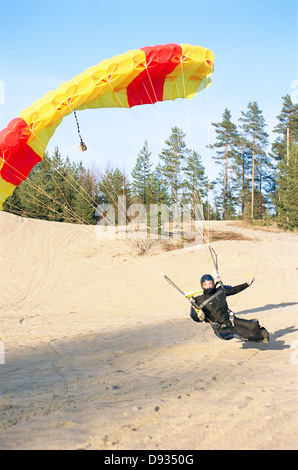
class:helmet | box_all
[200,274,215,294]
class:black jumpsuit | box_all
[190,283,269,342]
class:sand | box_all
[0,210,297,450]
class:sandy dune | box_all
[0,211,297,450]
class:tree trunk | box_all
[251,131,255,219]
[287,127,290,165]
[242,152,245,216]
[223,142,228,220]
[259,158,262,219]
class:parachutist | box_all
[78,142,87,152]
[190,274,269,343]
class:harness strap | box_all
[196,288,235,327]
[196,287,224,310]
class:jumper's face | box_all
[202,279,214,290]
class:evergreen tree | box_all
[146,173,169,205]
[239,101,269,218]
[255,148,273,219]
[98,167,131,224]
[48,147,72,221]
[276,143,298,230]
[214,176,238,219]
[182,150,209,218]
[3,147,100,223]
[72,163,100,224]
[230,136,252,216]
[157,127,188,213]
[270,95,298,218]
[209,108,239,219]
[271,94,298,164]
[131,140,153,206]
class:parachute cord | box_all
[74,111,87,151]
[20,69,208,282]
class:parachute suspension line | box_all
[100,81,193,275]
[31,128,162,275]
[139,61,201,235]
[59,117,121,227]
[16,122,105,225]
[38,114,125,229]
[0,126,86,223]
[103,84,171,243]
[176,62,208,246]
[206,85,212,224]
[0,44,215,282]
[191,84,214,256]
[63,111,148,238]
[103,80,190,228]
[62,77,205,267]
[60,102,163,277]
[74,110,87,152]
[208,244,224,285]
[4,160,91,224]
[58,61,206,275]
[19,118,98,224]
[104,80,183,208]
[179,57,192,149]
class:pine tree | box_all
[4,150,61,220]
[4,147,101,223]
[277,143,298,230]
[230,136,252,217]
[72,163,100,224]
[239,102,269,218]
[182,150,208,218]
[209,108,239,219]
[271,94,298,164]
[255,148,273,219]
[49,147,72,221]
[146,173,169,205]
[214,176,238,219]
[157,127,188,214]
[270,95,298,218]
[131,140,153,206]
[98,167,131,224]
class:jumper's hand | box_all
[198,310,205,321]
[212,271,220,281]
[247,277,255,286]
[190,300,205,322]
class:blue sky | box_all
[1,0,297,181]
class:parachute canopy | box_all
[0,43,214,209]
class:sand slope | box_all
[0,211,297,450]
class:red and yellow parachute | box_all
[0,43,214,209]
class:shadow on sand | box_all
[237,302,298,315]
[241,325,298,351]
[233,302,298,350]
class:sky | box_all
[1,0,297,182]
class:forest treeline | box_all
[4,94,298,230]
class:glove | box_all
[198,310,205,321]
[212,271,220,281]
[247,277,255,286]
[190,302,205,322]
[190,305,205,321]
